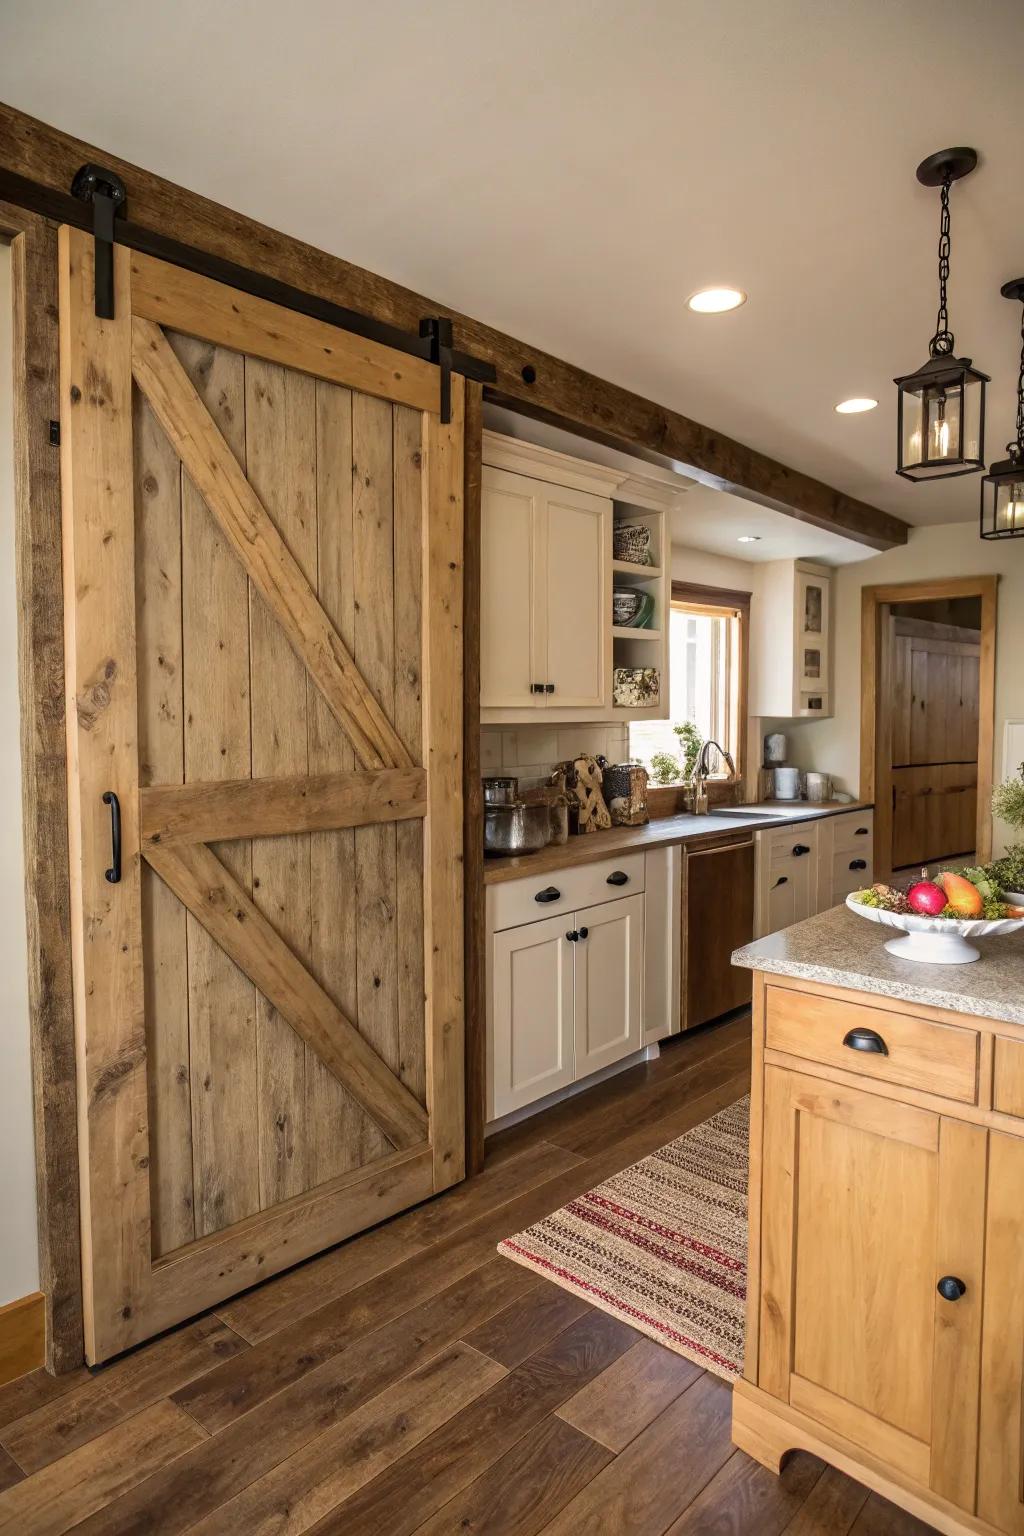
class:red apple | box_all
[907,879,947,916]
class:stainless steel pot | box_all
[482,776,519,806]
[483,802,551,857]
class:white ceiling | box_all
[4,0,1023,529]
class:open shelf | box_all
[612,559,663,578]
[612,626,661,641]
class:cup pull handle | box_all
[772,876,788,889]
[607,871,629,886]
[849,858,868,871]
[535,886,562,903]
[843,1027,888,1056]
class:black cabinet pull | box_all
[544,683,555,693]
[855,826,869,836]
[771,876,788,890]
[102,790,121,884]
[849,858,868,871]
[792,843,811,856]
[606,870,629,886]
[578,926,589,939]
[936,1275,967,1302]
[842,1027,888,1056]
[535,886,561,904]
[530,682,544,694]
[566,929,579,943]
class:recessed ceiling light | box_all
[687,286,747,314]
[737,535,761,543]
[834,397,878,414]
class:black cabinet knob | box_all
[566,930,579,943]
[792,844,811,856]
[937,1275,967,1302]
[849,858,868,871]
[606,871,629,886]
[842,1027,888,1056]
[578,926,589,939]
[535,886,561,904]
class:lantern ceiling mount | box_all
[894,146,988,482]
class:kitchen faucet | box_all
[693,738,737,816]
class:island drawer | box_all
[765,986,979,1104]
[993,1037,1024,1118]
[489,851,646,931]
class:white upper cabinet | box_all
[541,485,610,709]
[750,559,834,719]
[480,466,543,711]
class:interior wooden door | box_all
[59,227,465,1362]
[758,1067,986,1511]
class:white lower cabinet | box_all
[573,894,643,1079]
[755,809,875,938]
[491,913,575,1116]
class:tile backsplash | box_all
[481,724,630,787]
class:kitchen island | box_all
[731,904,1024,1536]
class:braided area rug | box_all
[498,1095,748,1382]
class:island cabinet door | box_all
[758,1066,987,1512]
[978,1132,1024,1535]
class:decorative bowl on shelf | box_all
[845,892,1024,965]
[612,588,644,626]
[613,523,652,564]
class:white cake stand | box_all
[845,893,1024,965]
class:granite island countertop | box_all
[484,800,872,884]
[733,902,1024,1028]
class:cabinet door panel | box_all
[573,894,643,1078]
[978,1132,1024,1534]
[481,467,543,709]
[758,1067,984,1506]
[490,914,574,1118]
[543,488,609,709]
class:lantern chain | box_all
[1012,301,1024,460]
[930,176,955,357]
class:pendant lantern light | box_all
[894,148,988,481]
[980,279,1024,539]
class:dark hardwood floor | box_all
[0,1014,938,1535]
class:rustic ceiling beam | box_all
[0,100,907,550]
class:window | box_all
[629,584,749,786]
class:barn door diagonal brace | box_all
[70,163,127,318]
[420,316,454,423]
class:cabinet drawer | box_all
[993,1036,1024,1118]
[489,851,645,931]
[831,811,874,854]
[831,846,873,902]
[765,986,979,1104]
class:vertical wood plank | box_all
[352,391,398,1166]
[174,332,259,1239]
[423,375,466,1192]
[306,378,368,1183]
[245,357,315,1205]
[133,389,193,1255]
[978,1131,1024,1535]
[11,214,84,1371]
[757,1065,795,1401]
[59,228,149,1361]
[393,403,426,1107]
[462,379,485,1177]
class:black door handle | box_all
[530,682,545,694]
[607,871,629,886]
[937,1275,967,1301]
[102,790,121,884]
[849,858,868,871]
[535,886,562,904]
[566,930,579,943]
[578,926,589,939]
[792,844,811,856]
[842,1027,888,1056]
[544,683,555,693]
[771,876,788,889]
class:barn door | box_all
[59,227,465,1362]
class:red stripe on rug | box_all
[576,1191,746,1272]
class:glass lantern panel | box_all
[962,375,983,464]
[995,480,1024,533]
[901,390,925,470]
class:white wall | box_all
[780,521,1024,854]
[0,241,40,1306]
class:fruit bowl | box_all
[845,893,1024,965]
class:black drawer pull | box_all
[772,876,788,889]
[936,1275,967,1302]
[849,858,868,871]
[578,926,589,939]
[792,843,811,856]
[530,682,544,694]
[102,790,121,884]
[544,683,555,693]
[842,1027,888,1056]
[606,870,630,886]
[535,886,561,904]
[855,826,869,836]
[566,929,579,943]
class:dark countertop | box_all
[483,801,873,885]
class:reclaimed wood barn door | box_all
[58,227,465,1362]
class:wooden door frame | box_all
[860,576,997,878]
